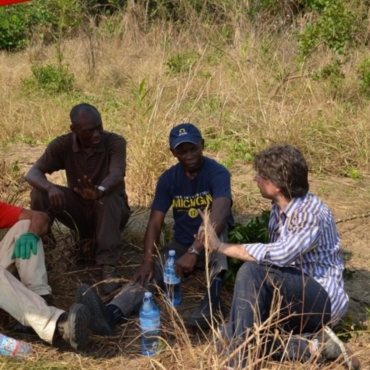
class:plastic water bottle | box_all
[163,250,182,307]
[139,292,160,357]
[0,334,32,359]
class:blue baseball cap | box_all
[169,123,202,149]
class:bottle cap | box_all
[144,292,152,298]
[169,250,175,256]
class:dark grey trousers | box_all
[30,186,130,266]
[109,237,228,318]
[221,261,331,366]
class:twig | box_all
[336,211,370,224]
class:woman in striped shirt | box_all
[197,144,359,369]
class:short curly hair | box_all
[254,144,309,199]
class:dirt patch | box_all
[1,143,370,369]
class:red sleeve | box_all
[0,201,23,229]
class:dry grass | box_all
[0,2,369,369]
[1,227,363,370]
[0,165,365,369]
[0,4,370,207]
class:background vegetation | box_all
[1,0,370,206]
[0,0,369,368]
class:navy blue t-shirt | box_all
[151,157,234,246]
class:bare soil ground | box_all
[1,143,370,369]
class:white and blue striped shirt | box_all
[245,192,348,325]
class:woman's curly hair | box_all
[254,144,309,199]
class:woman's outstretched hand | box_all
[195,209,222,252]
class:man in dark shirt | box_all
[26,103,130,295]
[76,123,234,333]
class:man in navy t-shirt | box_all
[76,123,234,332]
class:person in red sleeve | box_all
[0,201,91,350]
[0,201,51,299]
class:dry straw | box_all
[0,1,367,368]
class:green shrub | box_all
[357,56,370,98]
[226,210,270,285]
[344,166,361,180]
[247,0,303,21]
[0,0,83,51]
[23,63,75,93]
[311,59,345,89]
[0,3,49,50]
[299,0,357,57]
[165,51,200,75]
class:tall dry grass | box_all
[0,3,368,369]
[1,2,370,207]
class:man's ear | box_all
[170,148,175,157]
[200,139,205,149]
[70,124,75,133]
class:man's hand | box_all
[48,185,66,213]
[73,175,101,201]
[12,232,40,259]
[130,260,155,287]
[175,253,197,279]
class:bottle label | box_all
[164,275,181,284]
[163,269,181,284]
[140,316,160,331]
[0,336,19,356]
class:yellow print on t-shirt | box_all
[172,193,213,218]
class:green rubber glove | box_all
[12,232,40,260]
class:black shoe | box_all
[100,265,122,295]
[76,284,113,336]
[186,298,223,329]
[13,321,36,335]
[57,303,91,350]
[41,294,54,306]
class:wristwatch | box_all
[97,186,106,198]
[188,246,200,256]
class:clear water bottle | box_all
[163,250,182,307]
[0,333,32,359]
[139,292,160,357]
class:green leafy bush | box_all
[165,51,200,75]
[23,63,75,93]
[226,210,270,285]
[311,59,345,89]
[0,3,49,50]
[247,0,303,21]
[357,57,370,98]
[299,0,357,56]
[0,0,83,50]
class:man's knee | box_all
[97,193,130,224]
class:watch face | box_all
[189,246,198,255]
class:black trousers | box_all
[30,186,130,266]
[109,239,228,318]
